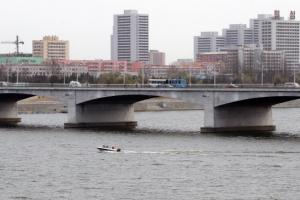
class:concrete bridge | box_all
[0,87,300,133]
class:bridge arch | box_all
[202,91,300,133]
[78,94,160,105]
[216,96,300,108]
[0,93,36,123]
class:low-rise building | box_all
[58,60,144,77]
[226,44,264,75]
[0,57,44,65]
[0,63,88,77]
[137,62,216,78]
[196,52,227,63]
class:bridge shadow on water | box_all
[210,131,300,140]
[1,123,300,140]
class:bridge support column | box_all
[64,103,137,128]
[201,104,276,133]
[0,101,21,124]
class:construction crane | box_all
[1,35,24,56]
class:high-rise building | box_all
[193,32,225,61]
[258,10,300,69]
[32,35,69,60]
[111,10,149,63]
[222,24,253,46]
[250,14,274,44]
[149,50,165,65]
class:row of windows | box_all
[48,56,66,58]
[118,28,131,30]
[276,29,299,31]
[48,46,66,48]
[275,32,299,35]
[48,42,66,45]
[276,37,299,40]
[277,23,300,26]
[48,52,66,55]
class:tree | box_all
[166,65,179,77]
[273,74,287,84]
[11,71,17,83]
[99,72,120,84]
[47,59,61,86]
[232,76,243,84]
[0,67,3,81]
[168,71,189,79]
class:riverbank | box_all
[17,96,300,114]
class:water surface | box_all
[1,108,300,199]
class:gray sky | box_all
[0,0,298,64]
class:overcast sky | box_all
[0,0,298,64]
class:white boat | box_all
[98,146,121,152]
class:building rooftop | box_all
[199,52,227,55]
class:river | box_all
[1,108,300,199]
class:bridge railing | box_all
[1,83,292,89]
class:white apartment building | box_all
[149,50,165,65]
[250,14,274,44]
[222,24,253,46]
[111,10,149,63]
[194,32,225,61]
[32,36,69,60]
[258,11,300,69]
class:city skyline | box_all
[0,0,298,64]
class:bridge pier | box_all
[201,103,276,133]
[64,103,137,128]
[0,101,21,124]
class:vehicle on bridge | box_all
[147,78,186,88]
[69,81,82,87]
[225,83,238,88]
[284,82,299,88]
[0,82,7,87]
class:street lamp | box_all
[60,63,66,86]
[189,66,191,88]
[293,61,300,84]
[16,63,18,84]
[16,62,23,84]
[257,61,263,86]
[76,63,78,82]
[213,61,221,88]
[123,65,126,86]
[142,64,145,88]
[63,63,65,86]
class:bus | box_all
[147,78,186,88]
[166,78,187,88]
[146,79,167,88]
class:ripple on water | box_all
[1,110,300,199]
